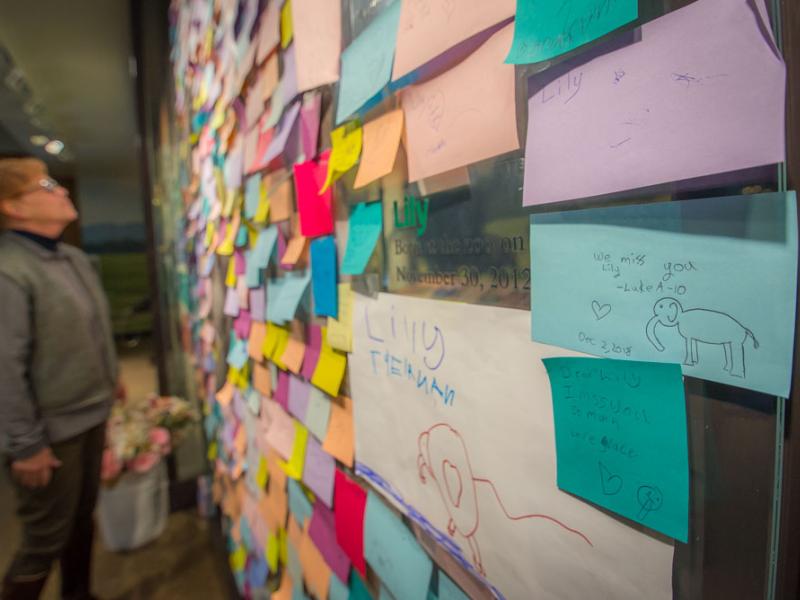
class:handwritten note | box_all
[354,110,403,189]
[364,491,433,600]
[530,192,798,397]
[322,123,363,192]
[327,283,354,352]
[523,0,786,205]
[291,0,341,92]
[341,201,383,275]
[334,469,367,576]
[401,23,518,183]
[310,235,338,318]
[543,357,689,541]
[294,150,335,237]
[336,0,402,124]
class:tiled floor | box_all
[0,340,229,599]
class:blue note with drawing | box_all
[544,357,688,541]
[531,192,798,397]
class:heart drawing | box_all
[599,462,623,496]
[591,300,611,320]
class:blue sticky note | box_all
[235,224,249,247]
[530,192,798,397]
[239,515,253,551]
[267,271,312,324]
[247,554,269,589]
[252,225,279,268]
[244,174,262,219]
[287,543,303,586]
[288,479,314,527]
[350,573,373,600]
[329,574,349,600]
[505,0,638,64]
[200,252,216,277]
[341,201,383,275]
[336,1,401,124]
[437,573,468,600]
[245,250,262,288]
[311,236,338,318]
[227,337,249,370]
[544,357,688,541]
[364,491,433,600]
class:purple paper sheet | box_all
[308,500,351,583]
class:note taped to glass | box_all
[530,192,798,397]
[544,357,688,542]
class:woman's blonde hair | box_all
[0,157,48,229]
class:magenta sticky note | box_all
[234,310,252,339]
[234,250,247,275]
[274,370,290,411]
[294,150,334,238]
[308,500,351,583]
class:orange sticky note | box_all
[280,235,308,267]
[262,53,280,102]
[272,572,292,600]
[281,325,307,374]
[299,529,332,600]
[253,362,273,396]
[287,515,304,549]
[322,396,354,467]
[216,381,235,407]
[249,322,267,361]
[267,174,294,223]
[354,109,404,188]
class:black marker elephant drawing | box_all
[645,297,758,378]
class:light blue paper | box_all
[544,357,689,542]
[302,387,331,441]
[235,225,249,247]
[505,0,638,64]
[287,543,303,589]
[311,235,338,318]
[364,491,433,600]
[530,192,798,397]
[247,554,269,589]
[341,201,383,275]
[266,271,312,324]
[244,174,262,219]
[227,337,249,370]
[252,225,279,268]
[438,573,468,600]
[245,250,262,288]
[336,1,401,124]
[288,479,314,526]
[329,574,349,600]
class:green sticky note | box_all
[543,357,689,542]
[506,0,638,64]
[364,491,433,600]
[341,201,383,275]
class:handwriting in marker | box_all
[636,485,663,520]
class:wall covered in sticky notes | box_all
[147,0,797,598]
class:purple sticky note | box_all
[274,370,290,411]
[250,286,266,322]
[288,375,311,421]
[300,93,321,160]
[263,102,302,166]
[234,310,252,339]
[301,324,323,380]
[224,287,241,317]
[308,500,351,583]
[282,44,299,104]
[234,250,247,275]
[302,437,335,508]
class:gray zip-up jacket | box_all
[0,232,117,459]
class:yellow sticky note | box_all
[321,123,363,192]
[278,527,288,566]
[204,221,216,249]
[280,0,293,48]
[255,455,269,490]
[230,546,247,572]
[280,422,308,480]
[311,329,347,397]
[266,325,290,370]
[326,283,353,352]
[207,440,218,461]
[266,532,280,572]
[263,323,286,359]
[225,257,237,287]
[254,184,271,224]
[227,363,250,389]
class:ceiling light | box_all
[44,140,64,155]
[30,135,48,146]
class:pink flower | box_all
[149,427,172,455]
[128,451,160,474]
[101,448,122,482]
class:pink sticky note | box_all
[294,150,334,238]
[288,375,312,421]
[234,250,247,275]
[291,0,341,92]
[308,500,351,583]
[234,310,252,339]
[274,370,290,411]
[302,436,335,508]
[333,469,367,576]
[263,400,296,460]
[300,93,322,160]
[250,286,266,322]
[224,287,241,317]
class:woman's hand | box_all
[11,447,62,488]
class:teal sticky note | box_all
[244,174,262,219]
[437,573,468,600]
[543,357,689,541]
[363,491,433,600]
[530,192,798,397]
[336,1,401,124]
[380,584,395,600]
[288,479,314,527]
[287,542,303,586]
[505,0,638,64]
[330,574,349,600]
[302,387,331,441]
[349,573,373,600]
[252,225,279,269]
[267,271,312,324]
[235,224,249,247]
[311,235,338,318]
[226,337,249,370]
[341,201,383,275]
[245,250,262,289]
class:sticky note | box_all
[308,501,351,583]
[302,387,332,441]
[329,576,349,600]
[227,338,249,370]
[327,283,353,352]
[321,123,362,192]
[530,192,798,397]
[266,172,293,223]
[334,469,367,576]
[250,286,266,322]
[281,421,309,480]
[544,357,689,541]
[244,174,262,219]
[294,150,334,238]
[364,491,433,600]
[275,370,291,410]
[311,345,347,398]
[245,252,262,289]
[310,236,338,318]
[298,529,331,600]
[266,532,280,572]
[224,287,240,317]
[281,331,307,375]
[267,271,312,324]
[438,572,469,600]
[263,323,289,361]
[301,325,323,380]
[234,310,252,339]
[302,437,335,507]
[262,101,302,168]
[280,0,294,48]
[263,400,297,460]
[341,201,382,275]
[257,0,281,63]
[216,380,235,407]
[280,235,308,268]
[321,396,353,467]
[300,92,322,161]
[354,110,403,188]
[288,375,312,421]
[249,322,267,361]
[252,225,279,268]
[288,479,314,526]
[506,0,637,64]
[350,573,373,600]
[291,0,341,92]
[230,546,247,573]
[336,0,402,124]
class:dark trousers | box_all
[4,422,105,599]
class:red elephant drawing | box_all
[417,423,592,576]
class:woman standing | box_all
[0,158,124,600]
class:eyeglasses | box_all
[15,177,61,197]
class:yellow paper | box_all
[311,328,347,397]
[255,455,269,490]
[272,327,291,370]
[204,222,216,248]
[278,526,288,565]
[326,283,353,352]
[207,440,218,461]
[266,532,280,572]
[280,422,308,480]
[322,395,354,467]
[321,123,362,192]
[354,109,404,188]
[224,257,237,287]
[263,323,289,360]
[280,0,293,48]
[229,546,247,572]
[254,182,271,223]
[228,363,250,389]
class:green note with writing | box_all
[506,0,638,64]
[543,357,688,541]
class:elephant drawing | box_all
[645,297,759,378]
